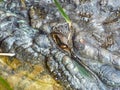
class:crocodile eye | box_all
[50,32,71,53]
[50,32,62,46]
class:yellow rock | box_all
[0,56,63,90]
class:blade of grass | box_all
[0,76,13,90]
[73,61,92,78]
[54,0,71,24]
[54,0,73,48]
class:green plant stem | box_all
[54,0,71,25]
[0,76,13,90]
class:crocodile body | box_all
[0,0,120,90]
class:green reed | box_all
[0,76,13,90]
[54,0,71,25]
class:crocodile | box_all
[0,0,120,90]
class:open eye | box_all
[51,32,65,46]
[50,32,71,53]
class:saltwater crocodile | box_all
[0,0,120,90]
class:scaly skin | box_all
[0,0,120,90]
[0,7,107,90]
[47,49,107,90]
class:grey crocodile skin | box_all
[0,0,120,90]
